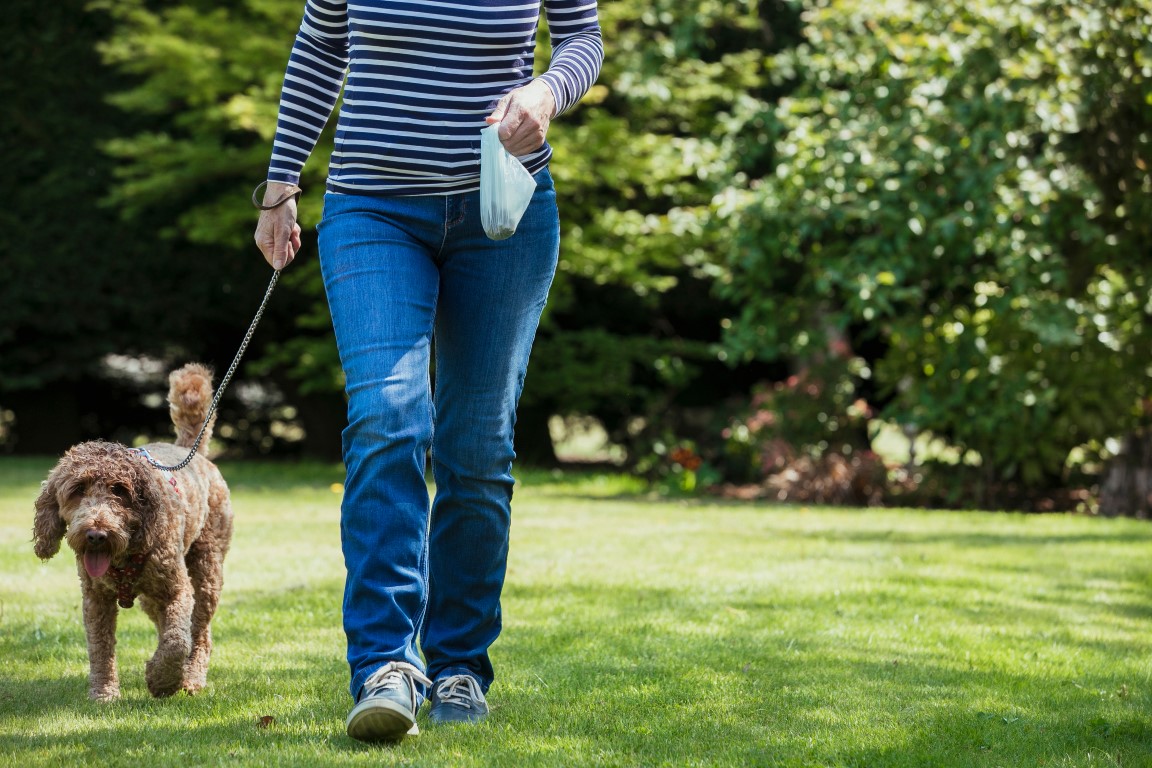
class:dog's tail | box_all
[168,363,217,449]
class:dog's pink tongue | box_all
[84,551,111,579]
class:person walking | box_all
[253,0,603,744]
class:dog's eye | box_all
[110,484,133,504]
[59,480,87,504]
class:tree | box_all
[91,0,802,465]
[520,0,801,460]
[0,0,336,455]
[0,1,162,451]
[85,0,348,458]
[719,0,1152,505]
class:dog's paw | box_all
[147,678,182,698]
[182,666,208,695]
[89,687,121,703]
[146,674,182,698]
[146,658,185,698]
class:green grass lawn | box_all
[1,457,1150,767]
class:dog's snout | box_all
[86,530,108,546]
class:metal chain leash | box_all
[138,269,282,473]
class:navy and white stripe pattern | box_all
[268,0,603,196]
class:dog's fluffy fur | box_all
[32,363,233,701]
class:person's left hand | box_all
[486,79,557,156]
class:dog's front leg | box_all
[83,587,120,702]
[145,585,194,698]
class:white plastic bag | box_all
[479,123,537,240]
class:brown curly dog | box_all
[32,363,233,701]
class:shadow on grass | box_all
[0,624,373,764]
[0,694,354,756]
[809,522,1152,549]
[2,576,1149,767]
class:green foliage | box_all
[525,330,709,413]
[0,0,157,391]
[90,0,803,461]
[82,0,349,454]
[0,0,328,434]
[247,266,344,396]
[530,0,802,447]
[720,0,1152,489]
[27,0,1149,491]
[91,0,327,246]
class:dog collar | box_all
[109,553,149,609]
[128,448,182,495]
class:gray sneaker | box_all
[346,661,432,742]
[428,673,490,725]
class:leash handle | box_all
[252,181,301,210]
[139,269,282,473]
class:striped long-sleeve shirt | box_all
[267,0,604,196]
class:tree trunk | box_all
[1097,430,1152,519]
[295,390,347,461]
[514,403,557,467]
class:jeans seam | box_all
[438,195,467,260]
[448,195,467,229]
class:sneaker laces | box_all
[361,661,432,714]
[434,674,487,709]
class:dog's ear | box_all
[128,459,167,554]
[32,475,66,560]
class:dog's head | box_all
[33,442,165,575]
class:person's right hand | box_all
[254,182,303,270]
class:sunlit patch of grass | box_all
[2,458,1150,766]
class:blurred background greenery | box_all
[2,0,1149,515]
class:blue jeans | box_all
[317,169,559,700]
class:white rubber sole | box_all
[346,697,419,742]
